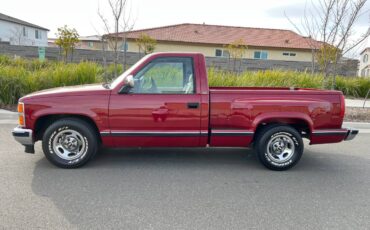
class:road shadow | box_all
[31,147,370,229]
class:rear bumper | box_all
[344,128,359,141]
[310,127,358,144]
[12,127,33,146]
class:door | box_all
[109,57,202,147]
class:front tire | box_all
[42,118,98,168]
[255,125,303,171]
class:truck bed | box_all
[209,86,345,146]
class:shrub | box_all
[208,68,369,97]
[0,55,369,105]
[0,56,103,105]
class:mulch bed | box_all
[0,104,17,112]
[344,107,370,123]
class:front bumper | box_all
[12,127,35,153]
[12,127,33,145]
[344,128,359,141]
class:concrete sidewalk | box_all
[343,122,370,133]
[0,109,17,124]
[345,98,370,108]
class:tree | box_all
[136,33,157,55]
[55,25,79,62]
[9,27,23,45]
[97,0,135,77]
[224,39,248,72]
[120,4,135,71]
[316,43,341,75]
[286,0,370,88]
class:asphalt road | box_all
[1,122,370,230]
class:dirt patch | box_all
[344,107,370,123]
[0,104,17,112]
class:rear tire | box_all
[42,118,98,168]
[255,125,303,171]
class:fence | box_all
[0,42,358,76]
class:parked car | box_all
[12,52,358,170]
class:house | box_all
[359,48,370,77]
[108,23,322,62]
[75,35,105,50]
[48,35,106,50]
[0,12,48,47]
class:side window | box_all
[215,49,222,57]
[132,57,195,94]
[35,30,41,39]
[254,51,268,60]
[23,27,27,37]
[215,49,230,58]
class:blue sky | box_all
[2,0,369,55]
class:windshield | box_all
[109,55,150,89]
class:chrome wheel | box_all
[266,134,295,163]
[52,129,86,161]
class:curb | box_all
[343,122,370,133]
[0,109,16,114]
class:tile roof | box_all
[0,12,49,31]
[360,47,370,55]
[112,23,322,50]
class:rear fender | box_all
[252,112,314,133]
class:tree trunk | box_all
[233,58,236,72]
[311,48,315,75]
[70,48,74,63]
[123,37,127,71]
[331,60,339,90]
[114,20,119,78]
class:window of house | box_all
[364,54,369,63]
[283,52,296,57]
[222,50,230,58]
[254,51,268,59]
[132,57,194,94]
[215,49,230,58]
[215,49,223,57]
[35,30,41,39]
[88,42,94,48]
[23,27,27,37]
[121,42,128,51]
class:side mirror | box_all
[124,75,134,88]
[119,75,134,94]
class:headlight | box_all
[17,102,25,127]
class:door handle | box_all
[152,106,169,115]
[187,102,199,109]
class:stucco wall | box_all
[123,40,314,62]
[359,49,370,77]
[0,20,48,47]
[75,41,105,51]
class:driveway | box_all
[0,121,370,229]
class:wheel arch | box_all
[252,114,313,142]
[34,114,102,142]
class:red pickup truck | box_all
[12,52,358,170]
